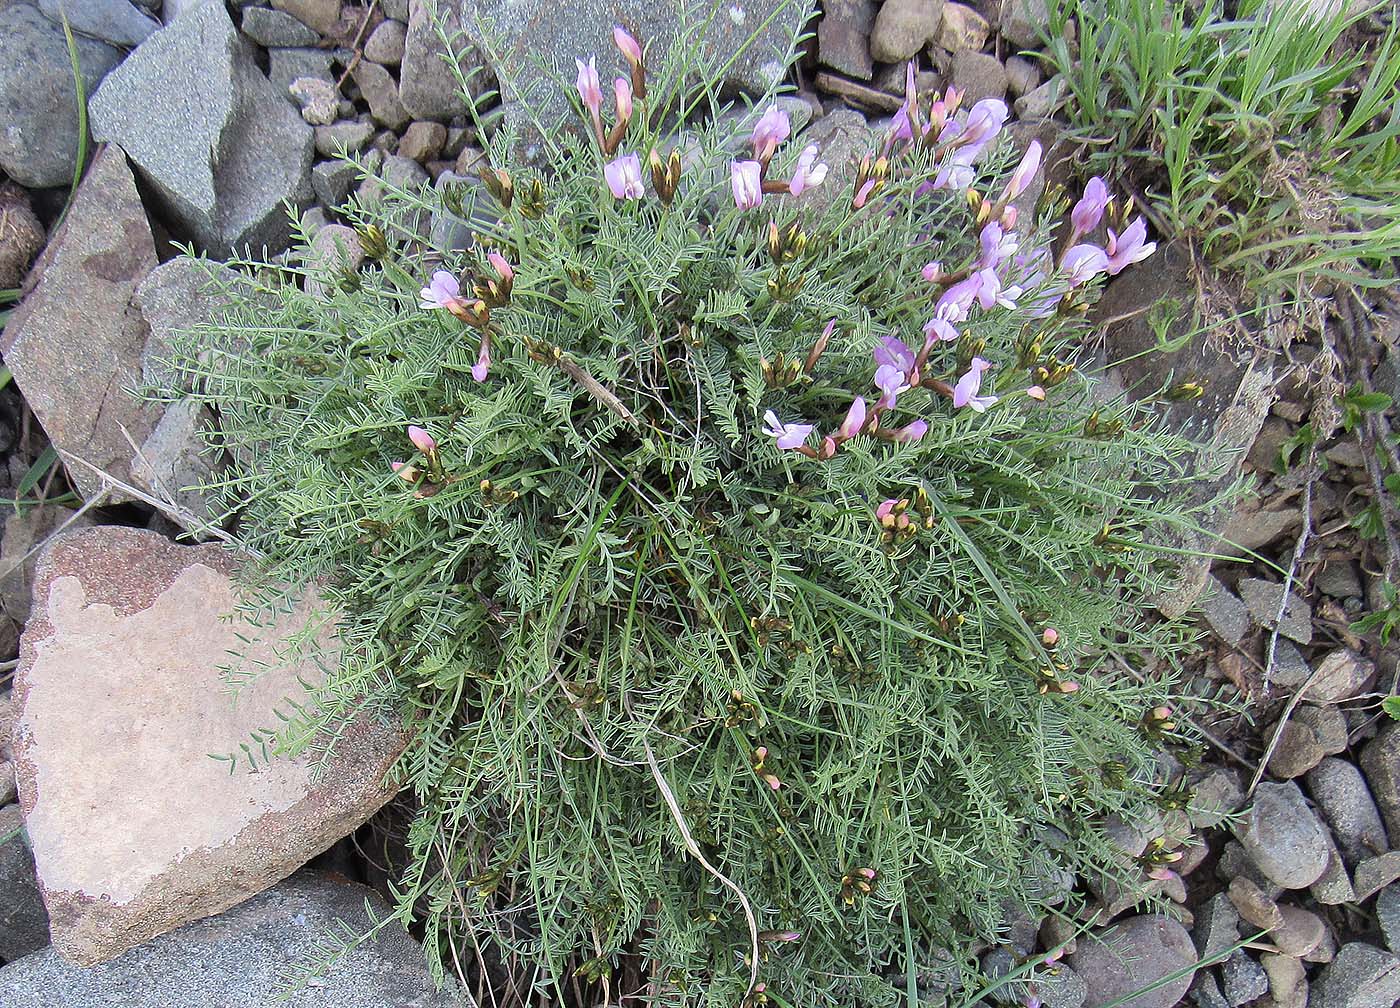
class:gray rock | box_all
[1306,758,1389,866]
[1069,914,1198,1008]
[1190,971,1230,1008]
[270,0,339,35]
[820,0,876,78]
[428,169,492,252]
[382,0,410,17]
[351,59,410,129]
[0,805,50,962]
[312,159,360,207]
[0,760,13,805]
[870,0,944,62]
[1193,893,1241,961]
[1353,852,1400,903]
[981,946,1016,980]
[1040,965,1089,1008]
[937,2,990,51]
[1239,578,1313,645]
[0,692,12,760]
[1190,767,1243,830]
[0,147,160,502]
[1261,954,1308,1008]
[950,50,1008,103]
[1361,723,1400,839]
[364,18,407,64]
[303,225,364,300]
[1311,828,1357,906]
[89,0,314,254]
[1270,639,1313,691]
[793,107,873,211]
[1304,649,1374,703]
[314,119,375,157]
[1270,904,1327,958]
[0,4,122,188]
[36,0,158,47]
[240,6,322,46]
[290,75,341,125]
[1235,781,1331,890]
[1014,73,1065,119]
[1201,577,1252,644]
[1000,0,1050,47]
[1006,54,1041,96]
[1311,943,1400,1008]
[1221,952,1269,1006]
[1270,720,1326,779]
[0,182,45,291]
[0,873,465,1006]
[399,0,490,121]
[267,45,335,95]
[0,507,96,624]
[1378,885,1400,954]
[1295,704,1349,756]
[1315,556,1364,599]
[1228,875,1284,932]
[400,120,449,162]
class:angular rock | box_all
[937,2,990,51]
[270,0,340,35]
[1193,892,1241,961]
[1234,781,1331,890]
[1269,721,1326,779]
[0,146,160,502]
[0,873,464,1006]
[1270,639,1312,692]
[399,0,490,120]
[1306,758,1389,866]
[1014,73,1066,119]
[1261,954,1308,1008]
[364,17,407,64]
[1295,704,1349,756]
[819,0,878,79]
[1190,766,1243,830]
[240,6,322,46]
[870,0,944,62]
[0,805,51,962]
[1362,723,1400,839]
[267,45,336,95]
[290,75,341,125]
[399,120,448,162]
[0,759,13,805]
[1040,964,1089,1008]
[303,225,364,300]
[1311,828,1356,906]
[1304,649,1374,703]
[1000,0,1050,47]
[1200,576,1251,644]
[1270,904,1326,958]
[351,59,411,130]
[1222,951,1269,1007]
[1311,943,1400,1008]
[0,183,45,292]
[89,0,314,253]
[1379,885,1400,954]
[11,527,404,965]
[36,0,158,46]
[0,4,122,188]
[1228,876,1284,932]
[794,108,874,211]
[1069,914,1198,1008]
[312,159,360,207]
[314,119,375,157]
[1354,852,1400,903]
[1190,971,1230,1008]
[1239,577,1313,645]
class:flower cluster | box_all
[730,104,829,209]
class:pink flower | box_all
[750,104,791,161]
[487,252,513,285]
[1071,176,1109,235]
[419,270,465,311]
[762,409,814,450]
[1062,244,1109,287]
[1026,385,1046,400]
[978,222,1017,270]
[921,261,943,283]
[876,499,899,521]
[788,145,828,196]
[604,153,644,199]
[1004,140,1041,200]
[852,178,878,208]
[959,99,1008,150]
[1105,217,1156,274]
[893,419,928,442]
[575,56,603,113]
[614,77,633,120]
[1042,627,1059,646]
[472,334,490,382]
[952,357,998,412]
[873,334,916,373]
[731,160,763,209]
[613,25,642,66]
[935,274,983,322]
[874,365,910,408]
[975,268,1020,310]
[407,425,437,455]
[923,317,959,343]
[838,397,867,439]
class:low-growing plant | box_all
[162,6,1224,1005]
[1044,0,1400,292]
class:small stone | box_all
[1005,55,1041,97]
[1270,721,1326,778]
[819,0,878,79]
[1378,885,1400,953]
[1239,577,1313,645]
[351,60,410,130]
[1190,767,1244,830]
[399,120,448,162]
[1069,914,1198,1008]
[315,119,375,157]
[1014,74,1066,119]
[1000,0,1051,47]
[240,6,321,45]
[1222,952,1270,1007]
[1201,577,1252,644]
[1041,914,1078,957]
[950,50,1009,102]
[363,18,407,64]
[1304,650,1374,703]
[312,159,360,207]
[1229,876,1284,931]
[1190,972,1230,1008]
[1311,943,1400,1008]
[1361,723,1400,838]
[1193,892,1241,961]
[1305,927,1337,965]
[1235,781,1331,889]
[1306,758,1389,866]
[303,225,364,300]
[1269,639,1312,690]
[1311,829,1357,905]
[289,76,341,125]
[267,46,334,95]
[981,946,1016,980]
[1270,904,1327,958]
[454,143,485,176]
[936,2,989,51]
[1354,852,1400,902]
[1295,705,1349,755]
[270,0,339,35]
[870,0,945,61]
[1261,954,1307,1008]
[1315,556,1364,599]
[0,182,45,290]
[1041,965,1089,1008]
[0,507,94,624]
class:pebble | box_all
[1270,639,1312,691]
[999,0,1051,47]
[311,159,359,207]
[936,2,990,51]
[267,46,335,95]
[1260,954,1308,1008]
[1193,892,1241,961]
[1315,556,1364,599]
[314,119,375,157]
[1041,965,1089,1008]
[1234,781,1331,889]
[241,6,321,46]
[1201,576,1252,643]
[270,0,339,35]
[0,182,45,290]
[290,76,341,125]
[1239,577,1313,645]
[1069,914,1198,1008]
[351,60,411,130]
[1270,904,1327,958]
[1311,943,1400,1008]
[819,0,877,79]
[1353,852,1400,902]
[1295,704,1349,755]
[1270,721,1327,778]
[1228,876,1284,931]
[1191,767,1244,830]
[1361,723,1400,838]
[1305,649,1374,703]
[1005,55,1041,96]
[1190,971,1230,1008]
[950,50,1009,102]
[1312,830,1357,905]
[870,0,945,61]
[1306,758,1389,865]
[363,18,407,64]
[399,120,449,163]
[1222,951,1270,1006]
[35,0,158,47]
[1014,74,1065,119]
[1378,885,1400,954]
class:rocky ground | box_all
[0,0,1397,1006]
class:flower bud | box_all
[407,425,437,456]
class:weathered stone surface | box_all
[351,59,411,130]
[1362,722,1400,839]
[400,120,449,162]
[1201,576,1251,644]
[241,6,322,45]
[304,225,365,300]
[1311,943,1400,1008]
[314,118,375,157]
[1189,766,1243,830]
[1000,0,1050,47]
[11,527,404,965]
[1222,951,1269,1006]
[1239,577,1312,645]
[1379,885,1400,954]
[1311,828,1356,905]
[0,805,51,963]
[1296,704,1349,755]
[1228,876,1284,932]
[1069,914,1198,1008]
[819,0,877,78]
[1270,904,1326,958]
[0,147,159,502]
[1261,954,1308,1008]
[1303,649,1374,703]
[1270,721,1325,779]
[1193,892,1240,961]
[270,0,341,35]
[0,873,465,1006]
[937,2,990,51]
[399,0,490,120]
[1354,852,1400,903]
[0,507,96,626]
[870,0,943,62]
[267,45,336,95]
[290,75,341,125]
[1235,781,1331,890]
[364,17,407,64]
[950,50,1008,102]
[0,182,45,293]
[0,4,122,188]
[1306,758,1389,866]
[89,0,314,253]
[36,0,158,46]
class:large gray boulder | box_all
[35,0,159,47]
[0,4,122,188]
[0,873,466,1006]
[88,0,313,253]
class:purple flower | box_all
[978,222,1017,270]
[960,99,1008,150]
[788,145,828,196]
[420,270,465,311]
[975,268,1020,310]
[614,77,633,120]
[952,357,998,413]
[1104,217,1156,274]
[1071,177,1109,235]
[762,410,814,450]
[731,160,763,209]
[923,317,959,344]
[837,397,867,439]
[873,334,916,373]
[575,56,603,114]
[852,178,878,208]
[936,274,983,323]
[874,364,910,408]
[921,261,943,283]
[1062,244,1109,287]
[750,104,791,161]
[471,334,491,382]
[893,419,928,442]
[1004,140,1041,200]
[604,153,644,199]
[613,25,642,66]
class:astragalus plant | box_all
[165,9,1218,1007]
